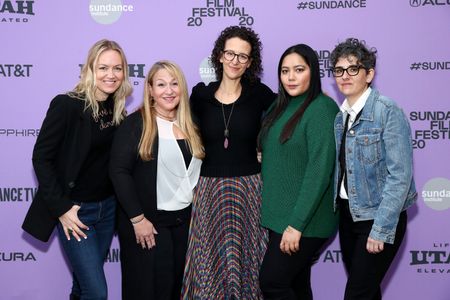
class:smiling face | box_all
[220,37,252,81]
[94,49,124,101]
[280,53,311,97]
[149,68,180,118]
[334,55,374,105]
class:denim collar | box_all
[358,88,380,123]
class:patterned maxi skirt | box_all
[182,174,269,299]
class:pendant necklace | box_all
[221,101,235,149]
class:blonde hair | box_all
[70,39,132,125]
[138,60,204,161]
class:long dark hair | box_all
[258,44,322,149]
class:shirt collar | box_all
[340,87,372,119]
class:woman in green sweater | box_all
[258,44,339,299]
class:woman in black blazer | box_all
[110,60,204,300]
[22,39,132,300]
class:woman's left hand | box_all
[366,237,384,254]
[280,225,302,255]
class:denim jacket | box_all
[334,89,417,244]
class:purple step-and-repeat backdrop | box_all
[2,1,450,299]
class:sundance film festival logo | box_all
[199,57,216,84]
[409,111,450,149]
[410,61,450,71]
[410,0,450,7]
[410,242,450,274]
[316,50,333,78]
[89,0,134,25]
[0,0,34,23]
[421,178,450,211]
[0,64,32,77]
[297,0,367,10]
[187,0,254,27]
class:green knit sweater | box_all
[261,93,339,238]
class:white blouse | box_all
[156,117,202,211]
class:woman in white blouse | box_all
[110,61,204,300]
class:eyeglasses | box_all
[331,65,366,77]
[222,50,250,64]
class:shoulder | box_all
[307,93,340,116]
[247,80,274,96]
[192,81,207,92]
[115,110,143,143]
[54,93,85,105]
[44,94,85,118]
[191,81,218,97]
[371,90,405,115]
[190,81,219,107]
[121,110,143,128]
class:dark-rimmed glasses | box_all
[222,50,250,64]
[331,65,366,77]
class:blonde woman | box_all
[110,61,204,300]
[22,39,132,300]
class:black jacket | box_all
[22,94,97,242]
[109,110,158,224]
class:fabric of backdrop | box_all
[1,1,450,299]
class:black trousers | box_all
[339,199,407,300]
[259,230,327,300]
[117,205,191,300]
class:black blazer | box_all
[22,94,96,242]
[109,110,158,224]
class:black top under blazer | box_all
[22,94,101,242]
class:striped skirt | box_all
[182,174,268,299]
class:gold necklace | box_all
[154,109,176,122]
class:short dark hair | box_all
[210,26,263,83]
[330,38,377,69]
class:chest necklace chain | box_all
[221,101,235,149]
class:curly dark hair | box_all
[210,26,263,83]
[330,38,377,69]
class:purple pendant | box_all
[224,137,229,149]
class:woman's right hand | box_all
[58,205,89,241]
[132,215,158,250]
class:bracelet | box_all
[284,226,293,233]
[131,216,145,225]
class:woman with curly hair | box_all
[331,38,416,300]
[182,26,275,299]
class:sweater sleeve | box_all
[32,95,74,218]
[109,112,144,219]
[288,96,339,231]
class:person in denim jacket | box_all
[330,38,417,300]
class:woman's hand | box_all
[132,215,158,250]
[280,225,302,255]
[58,205,89,241]
[367,237,384,254]
[257,151,262,163]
